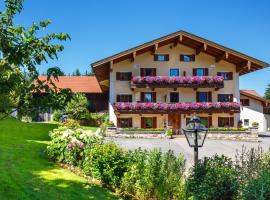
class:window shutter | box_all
[191,55,196,61]
[153,117,157,128]
[193,68,197,76]
[229,94,233,102]
[116,72,121,80]
[204,68,209,76]
[180,55,184,61]
[228,72,233,80]
[154,54,158,61]
[153,68,157,76]
[183,71,186,76]
[117,118,120,127]
[127,72,132,80]
[140,68,145,76]
[196,92,199,102]
[117,95,120,102]
[229,117,234,127]
[165,54,169,61]
[153,92,156,102]
[141,92,145,102]
[208,92,212,102]
[141,117,145,128]
[208,116,212,128]
[128,95,132,102]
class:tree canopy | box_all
[0,0,72,118]
[264,83,270,100]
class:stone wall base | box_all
[207,131,258,142]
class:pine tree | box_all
[265,83,270,99]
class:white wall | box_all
[240,95,266,131]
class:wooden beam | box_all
[236,60,250,72]
[130,52,136,62]
[215,52,226,63]
[151,43,158,55]
[196,44,206,55]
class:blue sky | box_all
[1,0,270,95]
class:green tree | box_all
[72,68,81,76]
[264,83,270,100]
[0,0,71,118]
[65,93,89,120]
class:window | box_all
[117,118,132,128]
[244,119,249,126]
[116,94,132,102]
[140,68,156,76]
[154,54,169,61]
[217,72,233,80]
[180,54,195,62]
[218,94,233,102]
[116,72,132,80]
[170,92,179,103]
[141,92,156,102]
[193,68,209,76]
[141,117,157,128]
[218,117,234,127]
[197,92,211,102]
[170,68,180,76]
[240,99,250,106]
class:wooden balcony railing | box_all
[114,102,240,114]
[131,76,224,89]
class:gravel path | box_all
[108,137,270,167]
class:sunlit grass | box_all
[0,117,120,200]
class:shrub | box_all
[65,93,89,120]
[83,142,128,188]
[252,122,259,128]
[186,155,239,200]
[120,128,166,132]
[121,148,186,200]
[47,125,103,166]
[52,110,62,122]
[208,127,248,131]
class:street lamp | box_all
[182,116,208,165]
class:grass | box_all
[0,117,120,200]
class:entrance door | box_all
[168,113,181,134]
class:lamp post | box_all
[182,116,208,165]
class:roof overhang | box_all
[91,30,269,92]
[240,90,267,103]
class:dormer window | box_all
[154,54,169,61]
[180,54,195,62]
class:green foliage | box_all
[83,143,128,188]
[252,122,259,128]
[121,149,186,200]
[65,93,89,120]
[0,0,71,118]
[264,83,270,100]
[79,112,109,126]
[52,109,62,121]
[186,155,239,200]
[165,128,173,137]
[208,127,248,131]
[47,125,103,166]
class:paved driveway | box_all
[108,137,270,167]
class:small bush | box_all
[65,93,89,120]
[83,142,128,188]
[120,128,166,132]
[52,110,62,122]
[186,155,239,200]
[252,122,259,128]
[121,148,186,200]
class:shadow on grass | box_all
[0,119,120,200]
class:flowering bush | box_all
[115,102,241,113]
[47,125,103,166]
[132,76,224,88]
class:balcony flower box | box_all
[114,102,241,114]
[131,76,224,89]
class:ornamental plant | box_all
[115,102,241,112]
[132,75,224,88]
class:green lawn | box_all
[0,118,120,200]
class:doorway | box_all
[168,113,181,134]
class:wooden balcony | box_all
[114,102,240,114]
[131,76,224,89]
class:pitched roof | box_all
[91,30,269,92]
[38,76,102,93]
[240,90,266,103]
